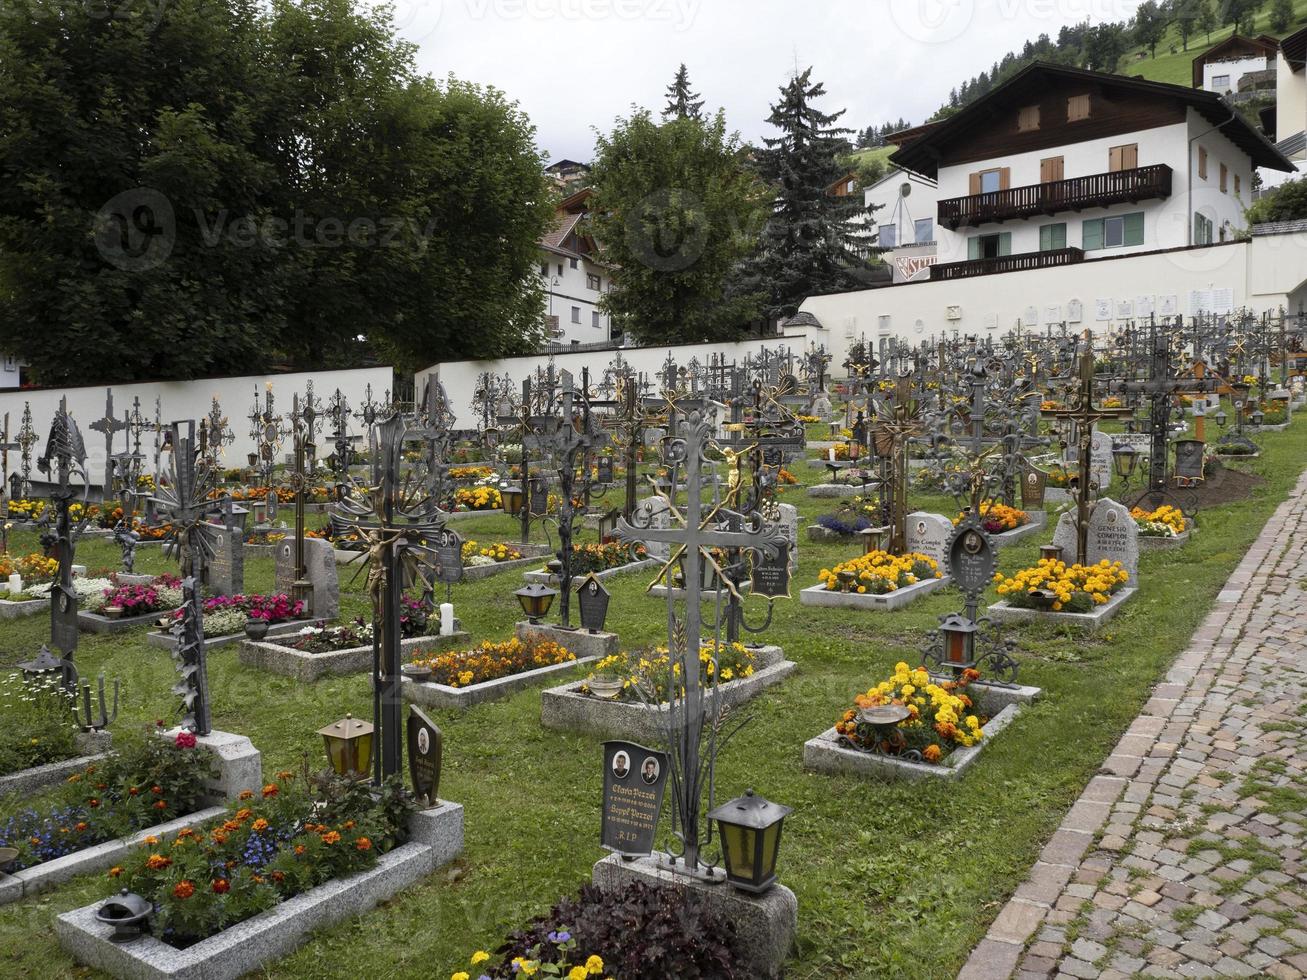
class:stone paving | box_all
[960,470,1307,980]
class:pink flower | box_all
[174,730,197,749]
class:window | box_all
[540,261,548,277]
[592,311,600,328]
[1040,156,1064,183]
[1108,143,1138,172]
[878,223,897,248]
[1194,212,1214,245]
[586,273,601,290]
[1212,74,1230,90]
[979,169,1002,194]
[1017,104,1040,132]
[557,263,564,276]
[571,306,581,323]
[967,232,1011,260]
[1198,146,1207,180]
[1235,174,1241,196]
[1067,94,1090,122]
[1039,223,1067,251]
[1220,163,1228,193]
[968,168,1009,195]
[1082,212,1144,250]
[569,257,578,269]
[913,217,933,243]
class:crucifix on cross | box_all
[89,388,128,500]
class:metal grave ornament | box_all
[1174,438,1205,483]
[406,705,443,807]
[946,520,996,609]
[576,573,610,634]
[601,740,670,857]
[431,527,464,587]
[749,542,792,599]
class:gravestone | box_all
[203,522,244,597]
[407,705,442,807]
[1062,430,1114,488]
[906,511,952,569]
[1020,467,1047,509]
[1174,439,1204,481]
[430,528,464,586]
[274,536,339,619]
[750,543,791,598]
[1052,498,1139,580]
[777,503,799,575]
[600,739,669,857]
[638,496,673,560]
[810,392,832,419]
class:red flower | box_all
[212,879,230,894]
[172,880,195,900]
[261,784,278,798]
[354,837,372,852]
[87,798,100,808]
[174,730,197,749]
[151,785,163,795]
[152,800,167,810]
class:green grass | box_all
[847,145,898,171]
[0,409,1305,978]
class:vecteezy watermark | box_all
[624,189,709,272]
[94,188,176,273]
[463,0,699,31]
[359,0,444,44]
[890,0,1138,44]
[32,0,173,30]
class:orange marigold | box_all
[321,831,342,845]
[172,880,195,900]
[146,854,172,870]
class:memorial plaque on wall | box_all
[600,740,669,856]
[407,705,443,806]
[750,543,791,598]
[946,520,996,600]
[432,528,464,585]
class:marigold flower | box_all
[108,866,123,877]
[172,880,195,900]
[355,837,372,851]
[321,831,341,845]
[146,854,172,870]
[261,784,278,798]
[213,879,230,894]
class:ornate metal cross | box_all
[88,388,128,499]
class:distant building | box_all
[1191,34,1278,96]
[537,188,615,346]
[545,159,592,192]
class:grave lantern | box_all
[859,526,888,554]
[1112,442,1139,481]
[1251,408,1265,428]
[1214,408,1228,427]
[501,485,524,516]
[1039,544,1064,563]
[706,789,792,894]
[515,583,558,624]
[939,612,977,668]
[318,713,373,779]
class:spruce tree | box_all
[663,63,705,120]
[731,68,875,320]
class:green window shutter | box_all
[1083,219,1103,251]
[1123,211,1144,246]
[1041,224,1066,250]
[1053,223,1066,249]
[1193,213,1205,244]
[998,232,1012,256]
[968,236,981,260]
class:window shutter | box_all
[1042,224,1066,250]
[969,172,981,195]
[1040,225,1050,251]
[968,236,981,260]
[999,167,1011,190]
[1123,211,1145,246]
[1109,146,1122,172]
[1083,219,1103,251]
[1220,163,1228,192]
[1198,146,1207,179]
[998,232,1012,256]
[1124,144,1138,169]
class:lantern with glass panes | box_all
[705,790,792,894]
[318,714,374,779]
[514,582,558,624]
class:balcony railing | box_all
[930,246,1085,281]
[938,164,1173,230]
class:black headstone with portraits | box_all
[431,528,464,585]
[600,740,669,857]
[407,705,443,806]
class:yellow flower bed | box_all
[460,540,523,564]
[585,641,756,703]
[818,551,941,595]
[834,662,986,762]
[1130,504,1185,536]
[410,638,574,688]
[453,485,502,511]
[993,558,1129,613]
[0,552,58,583]
[449,465,494,481]
[953,500,1028,532]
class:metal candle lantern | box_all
[1214,408,1228,427]
[859,526,888,554]
[1112,442,1139,481]
[939,612,978,668]
[501,486,524,516]
[1251,408,1265,428]
[705,789,792,894]
[1039,544,1064,563]
[514,583,558,624]
[318,714,374,779]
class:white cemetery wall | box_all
[0,366,391,484]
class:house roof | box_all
[546,159,590,173]
[889,61,1295,178]
[1191,34,1278,87]
[1283,26,1307,71]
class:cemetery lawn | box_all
[1,418,1305,979]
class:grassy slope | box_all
[0,412,1303,978]
[847,144,898,170]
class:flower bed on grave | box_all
[85,575,183,617]
[0,670,81,779]
[809,496,879,539]
[461,540,524,567]
[954,500,1029,536]
[84,770,412,948]
[1131,505,1186,538]
[448,465,495,482]
[540,643,795,741]
[464,880,744,980]
[0,730,216,875]
[161,594,306,639]
[401,638,584,710]
[0,552,58,614]
[453,480,503,511]
[992,557,1128,613]
[569,541,648,575]
[801,551,945,611]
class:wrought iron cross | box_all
[89,388,128,499]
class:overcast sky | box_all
[381,0,1147,161]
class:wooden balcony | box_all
[938,164,1173,230]
[930,247,1085,281]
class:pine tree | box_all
[663,63,705,120]
[1198,0,1217,41]
[730,68,875,320]
[1269,0,1293,31]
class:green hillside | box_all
[847,144,898,169]
[1108,0,1307,86]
